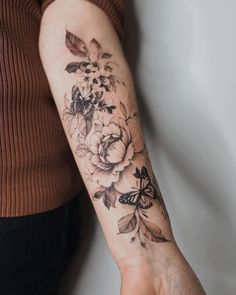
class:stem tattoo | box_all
[63,30,170,247]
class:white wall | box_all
[73,1,236,294]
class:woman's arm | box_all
[39,1,205,294]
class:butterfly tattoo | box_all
[66,85,116,138]
[118,166,169,246]
[70,85,103,117]
[119,166,159,210]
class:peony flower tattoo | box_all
[63,30,169,247]
[85,113,144,188]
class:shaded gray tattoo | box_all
[118,167,169,247]
[63,30,170,247]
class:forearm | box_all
[39,1,205,294]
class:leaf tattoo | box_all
[65,30,88,57]
[140,219,168,243]
[94,186,117,209]
[63,30,170,249]
[118,213,137,234]
[65,62,81,73]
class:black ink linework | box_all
[63,30,170,248]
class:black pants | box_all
[0,194,82,295]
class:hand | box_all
[119,245,206,295]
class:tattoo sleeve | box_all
[39,3,173,262]
[62,30,170,248]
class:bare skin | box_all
[39,0,206,294]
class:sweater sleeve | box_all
[41,0,125,38]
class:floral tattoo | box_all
[63,30,170,247]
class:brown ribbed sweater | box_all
[0,0,124,217]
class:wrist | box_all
[118,244,206,295]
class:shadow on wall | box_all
[124,1,236,294]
